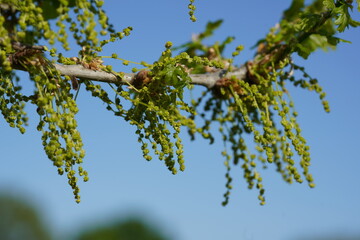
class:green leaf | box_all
[357,0,360,11]
[349,18,360,27]
[323,0,335,10]
[294,13,320,32]
[295,33,337,59]
[219,36,235,54]
[39,1,60,20]
[333,2,360,32]
[327,36,350,45]
[39,0,76,20]
[199,20,223,40]
[309,34,336,51]
[283,0,305,21]
[334,5,349,32]
[295,42,312,59]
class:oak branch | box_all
[2,39,248,89]
[53,63,248,89]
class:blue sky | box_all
[1,1,360,240]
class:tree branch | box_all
[1,9,333,90]
[52,63,248,88]
[2,38,248,88]
[53,63,134,84]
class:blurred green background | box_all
[1,191,359,240]
[0,192,170,240]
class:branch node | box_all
[132,70,152,89]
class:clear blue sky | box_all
[1,1,360,240]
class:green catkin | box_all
[188,0,197,22]
[0,0,116,203]
[2,0,346,205]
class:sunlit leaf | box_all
[283,0,305,21]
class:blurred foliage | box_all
[75,218,170,240]
[0,194,51,240]
[1,192,359,240]
[0,192,171,240]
